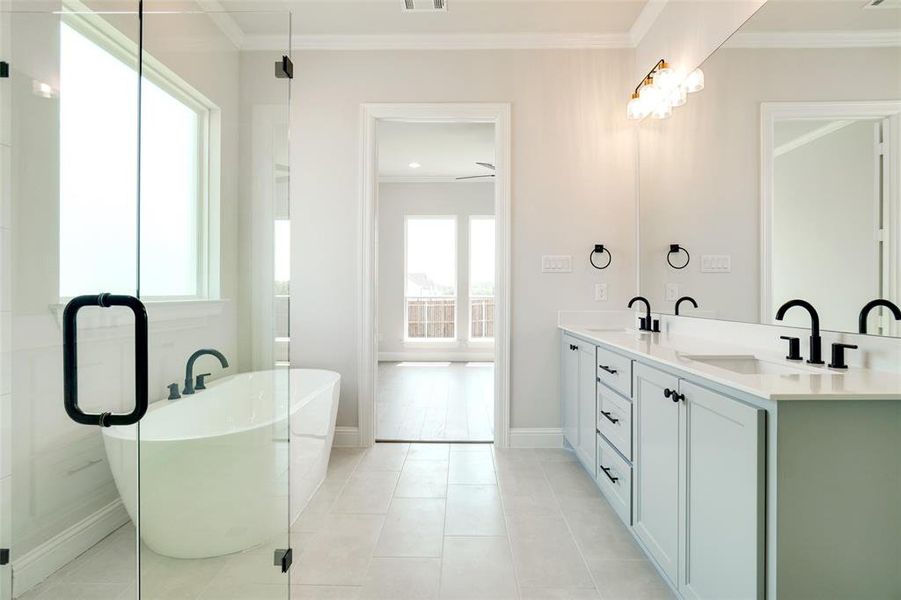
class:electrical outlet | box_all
[665,283,679,302]
[701,254,732,273]
[594,283,608,302]
[541,255,573,273]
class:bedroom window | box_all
[404,216,457,340]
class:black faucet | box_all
[628,296,655,332]
[674,296,698,316]
[858,299,901,334]
[183,348,229,395]
[775,300,823,365]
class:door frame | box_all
[759,100,901,329]
[358,103,512,447]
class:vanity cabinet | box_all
[633,363,764,598]
[560,334,597,471]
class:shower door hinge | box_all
[0,549,9,565]
[275,55,294,80]
[0,62,9,78]
[274,548,293,573]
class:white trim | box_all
[773,120,855,157]
[726,30,901,49]
[628,0,668,47]
[378,352,494,362]
[243,32,632,51]
[360,103,512,448]
[509,428,564,449]
[760,101,901,325]
[333,426,362,448]
[193,0,247,49]
[11,500,129,597]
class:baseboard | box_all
[509,427,564,448]
[12,499,129,597]
[378,352,494,362]
[332,426,362,447]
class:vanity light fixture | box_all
[627,60,704,121]
[408,162,421,169]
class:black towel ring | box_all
[667,244,690,269]
[590,244,612,270]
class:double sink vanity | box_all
[559,312,901,600]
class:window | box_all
[59,21,213,299]
[405,217,457,340]
[469,217,495,340]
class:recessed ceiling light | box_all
[408,162,421,169]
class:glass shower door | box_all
[2,3,143,599]
[136,8,293,599]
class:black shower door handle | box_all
[63,293,149,427]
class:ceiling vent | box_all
[402,0,447,12]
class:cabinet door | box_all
[561,334,580,449]
[680,381,764,600]
[576,344,597,472]
[633,363,681,586]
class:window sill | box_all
[51,299,229,330]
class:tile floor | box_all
[376,362,494,442]
[18,444,673,600]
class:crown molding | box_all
[628,0,668,47]
[241,32,633,51]
[725,29,901,49]
[195,0,246,49]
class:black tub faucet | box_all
[674,296,698,316]
[628,296,655,332]
[858,299,901,334]
[775,299,823,365]
[183,348,229,395]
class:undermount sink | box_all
[682,354,816,376]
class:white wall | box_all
[639,46,901,324]
[377,181,494,360]
[3,6,243,576]
[773,121,878,332]
[257,48,637,431]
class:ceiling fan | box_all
[456,162,495,180]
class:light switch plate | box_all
[594,283,608,302]
[541,255,572,273]
[665,283,679,302]
[701,254,731,273]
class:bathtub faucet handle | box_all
[167,383,181,400]
[195,373,212,390]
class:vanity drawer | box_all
[596,346,632,398]
[597,386,632,461]
[597,434,632,526]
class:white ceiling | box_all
[742,0,901,33]
[377,121,495,179]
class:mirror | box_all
[638,0,901,337]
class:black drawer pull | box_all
[600,410,619,424]
[599,465,619,484]
[598,364,618,375]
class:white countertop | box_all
[561,326,901,401]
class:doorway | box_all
[359,104,511,447]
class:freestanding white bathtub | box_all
[102,368,340,559]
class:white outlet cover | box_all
[594,283,608,302]
[665,283,679,302]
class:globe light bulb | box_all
[668,86,687,108]
[683,68,705,93]
[651,100,672,120]
[627,92,648,120]
[654,64,678,92]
